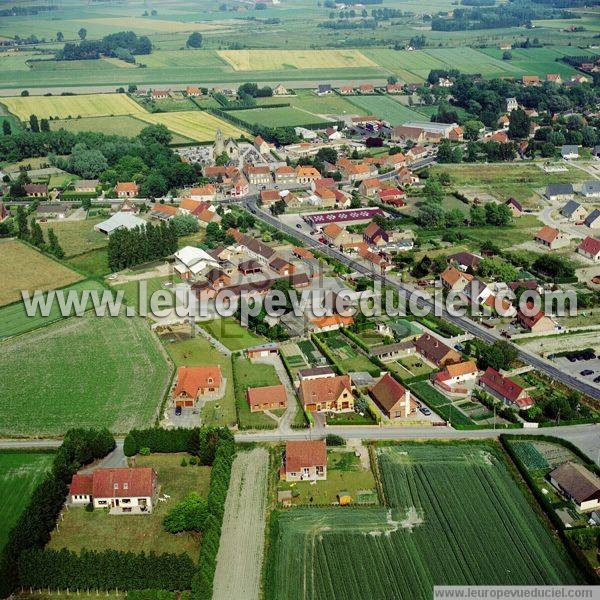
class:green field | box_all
[49,115,165,139]
[0,452,53,551]
[39,217,108,257]
[0,314,172,436]
[256,90,364,117]
[230,105,330,128]
[66,247,110,277]
[347,95,427,125]
[266,443,580,600]
[318,332,380,374]
[200,317,265,351]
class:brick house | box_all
[115,182,139,198]
[369,373,416,419]
[415,334,461,367]
[299,374,354,412]
[172,366,222,407]
[478,367,534,409]
[534,226,569,250]
[577,236,600,262]
[247,384,287,412]
[282,440,327,482]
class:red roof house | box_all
[478,367,534,409]
[172,366,222,406]
[282,440,327,481]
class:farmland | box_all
[1,239,83,307]
[0,93,144,121]
[39,217,108,257]
[49,115,151,139]
[0,452,53,552]
[231,106,330,128]
[317,332,380,374]
[0,314,172,436]
[213,448,269,600]
[346,95,428,125]
[135,110,247,142]
[265,443,580,600]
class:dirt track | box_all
[212,447,269,600]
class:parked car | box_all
[580,369,594,376]
[594,375,600,383]
[175,405,182,416]
[419,407,431,416]
[296,223,302,228]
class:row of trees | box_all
[57,30,152,62]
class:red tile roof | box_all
[247,384,286,410]
[369,373,407,412]
[285,440,326,472]
[299,374,351,405]
[535,226,559,244]
[70,473,93,495]
[479,367,532,407]
[70,468,155,498]
[578,236,600,256]
[173,366,222,397]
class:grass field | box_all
[111,275,175,315]
[266,443,580,599]
[347,95,427,125]
[135,110,246,141]
[200,317,265,351]
[0,314,172,436]
[0,452,53,551]
[217,49,377,71]
[39,217,108,257]
[0,93,144,121]
[1,239,83,307]
[256,90,364,116]
[49,453,210,559]
[49,115,170,139]
[318,332,380,374]
[66,247,110,277]
[231,105,330,128]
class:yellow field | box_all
[217,49,377,71]
[76,17,233,34]
[0,93,145,121]
[134,111,246,142]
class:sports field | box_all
[217,49,377,71]
[135,110,246,141]
[0,452,53,551]
[231,106,330,128]
[0,314,172,436]
[266,443,580,600]
[1,239,83,307]
[0,93,144,121]
[347,95,427,125]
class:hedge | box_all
[124,427,201,457]
[311,333,343,375]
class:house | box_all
[311,314,354,332]
[549,462,600,512]
[244,165,272,186]
[516,308,554,333]
[522,75,540,86]
[282,440,327,482]
[534,226,569,250]
[95,211,146,235]
[340,85,354,95]
[186,86,202,97]
[506,97,518,112]
[387,83,403,94]
[270,256,295,276]
[205,268,231,289]
[23,183,48,197]
[383,153,407,170]
[325,127,343,141]
[584,209,600,229]
[299,374,354,411]
[498,115,510,129]
[406,145,428,160]
[577,236,600,262]
[581,181,600,199]
[369,342,414,362]
[546,73,562,84]
[273,84,289,96]
[369,373,416,419]
[115,182,139,198]
[260,189,282,207]
[378,187,405,206]
[150,203,177,221]
[172,366,222,406]
[391,125,426,144]
[274,165,297,186]
[505,198,523,217]
[293,246,314,261]
[487,131,509,144]
[36,203,69,220]
[229,229,276,264]
[317,84,332,96]
[358,178,381,197]
[448,126,463,141]
[440,266,473,292]
[363,222,389,246]
[415,334,461,367]
[560,200,587,222]
[188,184,216,202]
[435,361,478,392]
[448,251,481,272]
[73,179,99,193]
[151,89,170,100]
[246,343,279,359]
[231,173,249,198]
[70,467,157,514]
[254,135,270,155]
[478,367,534,409]
[173,246,218,279]
[545,183,574,202]
[247,384,287,412]
[295,165,321,184]
[359,83,375,94]
[561,145,579,160]
[297,366,336,381]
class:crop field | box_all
[39,217,108,257]
[0,314,172,436]
[49,115,150,138]
[0,452,53,551]
[231,106,330,128]
[142,49,230,70]
[135,110,246,141]
[0,93,145,121]
[266,443,580,600]
[49,453,211,558]
[217,49,377,71]
[213,448,269,600]
[66,247,110,277]
[1,239,83,307]
[346,95,427,125]
[256,90,363,117]
[479,47,580,78]
[0,279,107,340]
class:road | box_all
[245,198,600,401]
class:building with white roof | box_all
[173,246,219,279]
[95,212,146,235]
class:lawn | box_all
[135,110,246,142]
[200,317,265,351]
[318,332,380,374]
[256,90,363,117]
[0,239,83,306]
[277,448,377,505]
[233,356,281,429]
[396,354,434,377]
[111,275,176,316]
[347,95,428,125]
[39,217,108,257]
[0,452,53,551]
[410,381,474,426]
[162,329,236,427]
[0,314,172,436]
[217,49,377,71]
[49,453,210,559]
[0,279,107,340]
[66,247,110,277]
[0,93,145,121]
[231,106,330,128]
[266,443,580,600]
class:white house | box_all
[174,246,219,279]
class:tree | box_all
[186,32,203,48]
[56,31,64,42]
[163,492,208,533]
[78,27,87,40]
[2,120,11,135]
[423,176,443,203]
[469,204,486,227]
[417,202,445,229]
[47,228,64,258]
[29,114,39,132]
[16,206,29,238]
[479,340,518,371]
[40,118,50,132]
[478,257,517,281]
[171,213,200,236]
[463,119,483,141]
[67,145,108,179]
[140,172,168,198]
[502,50,512,60]
[30,220,45,247]
[508,108,530,140]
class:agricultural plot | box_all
[0,314,172,436]
[0,239,83,307]
[256,90,364,117]
[510,441,550,471]
[217,49,377,71]
[66,247,110,278]
[49,453,211,558]
[0,93,145,121]
[135,110,246,142]
[347,95,429,125]
[0,452,53,552]
[213,448,269,600]
[50,115,150,139]
[231,106,330,128]
[39,217,108,257]
[266,443,580,600]
[318,332,380,374]
[111,275,175,316]
[409,381,473,426]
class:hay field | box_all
[76,17,234,34]
[0,239,83,307]
[0,93,145,121]
[136,110,246,141]
[217,49,377,71]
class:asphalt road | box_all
[245,198,600,401]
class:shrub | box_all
[163,492,208,534]
[85,501,94,512]
[326,434,345,446]
[140,447,151,456]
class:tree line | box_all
[57,31,152,62]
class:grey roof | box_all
[318,84,331,93]
[370,341,413,357]
[582,181,600,195]
[560,200,582,217]
[96,211,146,234]
[545,183,573,197]
[584,209,600,227]
[561,145,579,155]
[403,121,457,134]
[298,366,336,379]
[37,203,69,214]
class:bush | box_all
[85,501,94,512]
[326,434,345,446]
[180,457,188,467]
[140,447,151,456]
[163,492,208,534]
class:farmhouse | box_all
[273,84,289,96]
[95,211,146,235]
[549,462,600,512]
[516,308,554,334]
[369,373,415,419]
[435,361,478,393]
[296,165,322,184]
[415,334,461,367]
[534,226,569,250]
[24,183,48,197]
[560,200,587,222]
[522,75,540,86]
[247,384,287,412]
[70,467,157,514]
[545,184,573,202]
[172,366,222,406]
[584,209,600,229]
[73,179,99,193]
[282,440,327,482]
[311,314,354,332]
[115,182,139,198]
[299,374,354,412]
[378,188,405,206]
[478,367,534,409]
[186,86,202,97]
[577,236,600,262]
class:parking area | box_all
[553,354,600,384]
[162,405,201,428]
